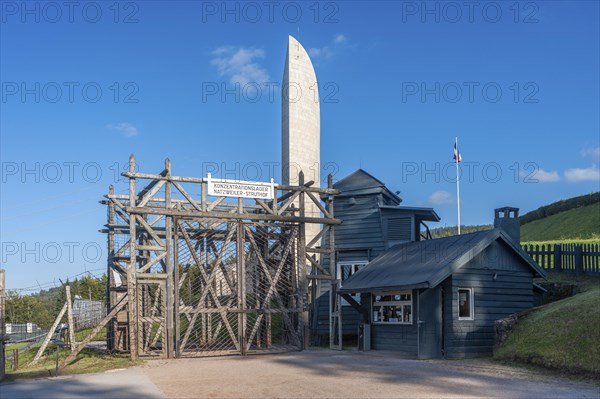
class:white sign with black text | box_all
[207,174,276,199]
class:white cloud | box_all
[333,34,347,44]
[581,146,600,160]
[521,168,560,182]
[106,122,139,137]
[308,48,322,57]
[308,33,349,60]
[211,46,270,85]
[564,165,600,182]
[428,190,453,205]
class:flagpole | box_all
[455,137,461,235]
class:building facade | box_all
[339,208,546,358]
[311,170,439,343]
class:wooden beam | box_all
[305,253,330,276]
[30,301,67,365]
[305,190,332,219]
[60,295,128,368]
[125,206,341,225]
[138,180,166,207]
[340,294,369,321]
[120,171,340,195]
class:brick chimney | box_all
[494,207,520,244]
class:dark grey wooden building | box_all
[339,208,547,359]
[312,170,439,342]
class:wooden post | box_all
[173,221,180,357]
[237,202,246,355]
[298,172,309,350]
[165,158,175,358]
[327,174,341,350]
[575,245,583,275]
[553,244,562,272]
[107,185,116,352]
[0,269,5,381]
[128,154,139,359]
[65,285,76,351]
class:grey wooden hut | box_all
[312,170,439,343]
[339,208,547,359]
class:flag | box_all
[454,142,462,163]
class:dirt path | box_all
[142,349,599,399]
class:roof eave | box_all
[339,282,430,294]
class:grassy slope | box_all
[495,274,600,377]
[3,341,137,380]
[520,203,600,241]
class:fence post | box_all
[575,245,583,275]
[553,244,562,272]
[0,269,5,381]
[66,285,76,351]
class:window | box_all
[372,292,413,324]
[458,288,474,320]
[337,262,368,305]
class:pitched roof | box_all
[334,169,385,191]
[339,229,546,293]
[333,169,401,203]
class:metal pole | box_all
[455,137,461,235]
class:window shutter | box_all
[387,217,411,241]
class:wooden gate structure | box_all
[102,155,340,359]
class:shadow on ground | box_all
[0,367,165,399]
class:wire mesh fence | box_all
[177,219,240,356]
[175,220,303,356]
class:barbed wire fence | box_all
[7,268,107,295]
[3,268,112,372]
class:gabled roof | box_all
[339,229,546,293]
[334,169,386,192]
[333,169,401,203]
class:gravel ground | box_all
[0,367,165,399]
[1,349,598,399]
[143,349,599,399]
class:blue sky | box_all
[1,1,599,290]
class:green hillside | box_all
[520,192,599,224]
[495,275,600,377]
[520,202,600,241]
[430,224,492,239]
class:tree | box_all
[5,291,53,329]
